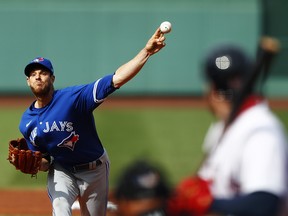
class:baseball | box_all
[160,21,172,33]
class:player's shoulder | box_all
[236,101,285,134]
[241,101,279,124]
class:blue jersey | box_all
[19,74,116,170]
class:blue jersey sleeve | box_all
[93,74,118,103]
[69,74,117,112]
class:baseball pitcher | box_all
[9,27,167,216]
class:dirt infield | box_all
[0,95,208,109]
[1,95,288,109]
[1,95,288,215]
[0,189,52,215]
[0,189,114,215]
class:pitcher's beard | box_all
[30,84,53,98]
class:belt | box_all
[72,159,102,173]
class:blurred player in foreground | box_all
[167,45,288,216]
[110,160,171,216]
[19,27,167,216]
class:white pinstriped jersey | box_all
[198,101,288,199]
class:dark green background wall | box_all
[1,0,274,96]
[262,0,288,97]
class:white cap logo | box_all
[215,56,230,70]
[137,172,159,189]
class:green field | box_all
[1,104,288,191]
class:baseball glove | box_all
[7,138,42,176]
[167,176,213,216]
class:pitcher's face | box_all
[27,69,55,97]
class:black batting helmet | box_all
[203,44,253,92]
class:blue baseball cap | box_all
[24,57,54,76]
